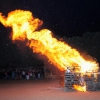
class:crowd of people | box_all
[0,69,45,80]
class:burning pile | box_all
[0,10,99,91]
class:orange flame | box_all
[73,84,86,92]
[0,10,99,73]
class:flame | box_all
[73,84,86,92]
[0,10,99,73]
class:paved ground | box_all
[0,79,100,100]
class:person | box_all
[37,70,41,79]
[22,70,25,80]
[79,75,85,86]
[65,67,71,73]
[26,71,29,80]
[12,71,15,80]
[29,71,33,79]
[35,70,38,80]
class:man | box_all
[65,67,71,73]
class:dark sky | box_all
[0,0,100,37]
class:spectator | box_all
[22,70,25,80]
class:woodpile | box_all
[64,73,80,91]
[64,71,100,91]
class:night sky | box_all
[0,0,100,38]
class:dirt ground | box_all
[0,79,100,100]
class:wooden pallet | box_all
[64,73,79,91]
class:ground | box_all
[0,79,100,100]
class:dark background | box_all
[0,0,100,69]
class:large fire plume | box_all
[0,10,99,74]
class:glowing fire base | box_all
[64,72,100,92]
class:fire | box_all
[0,10,99,79]
[73,84,86,92]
